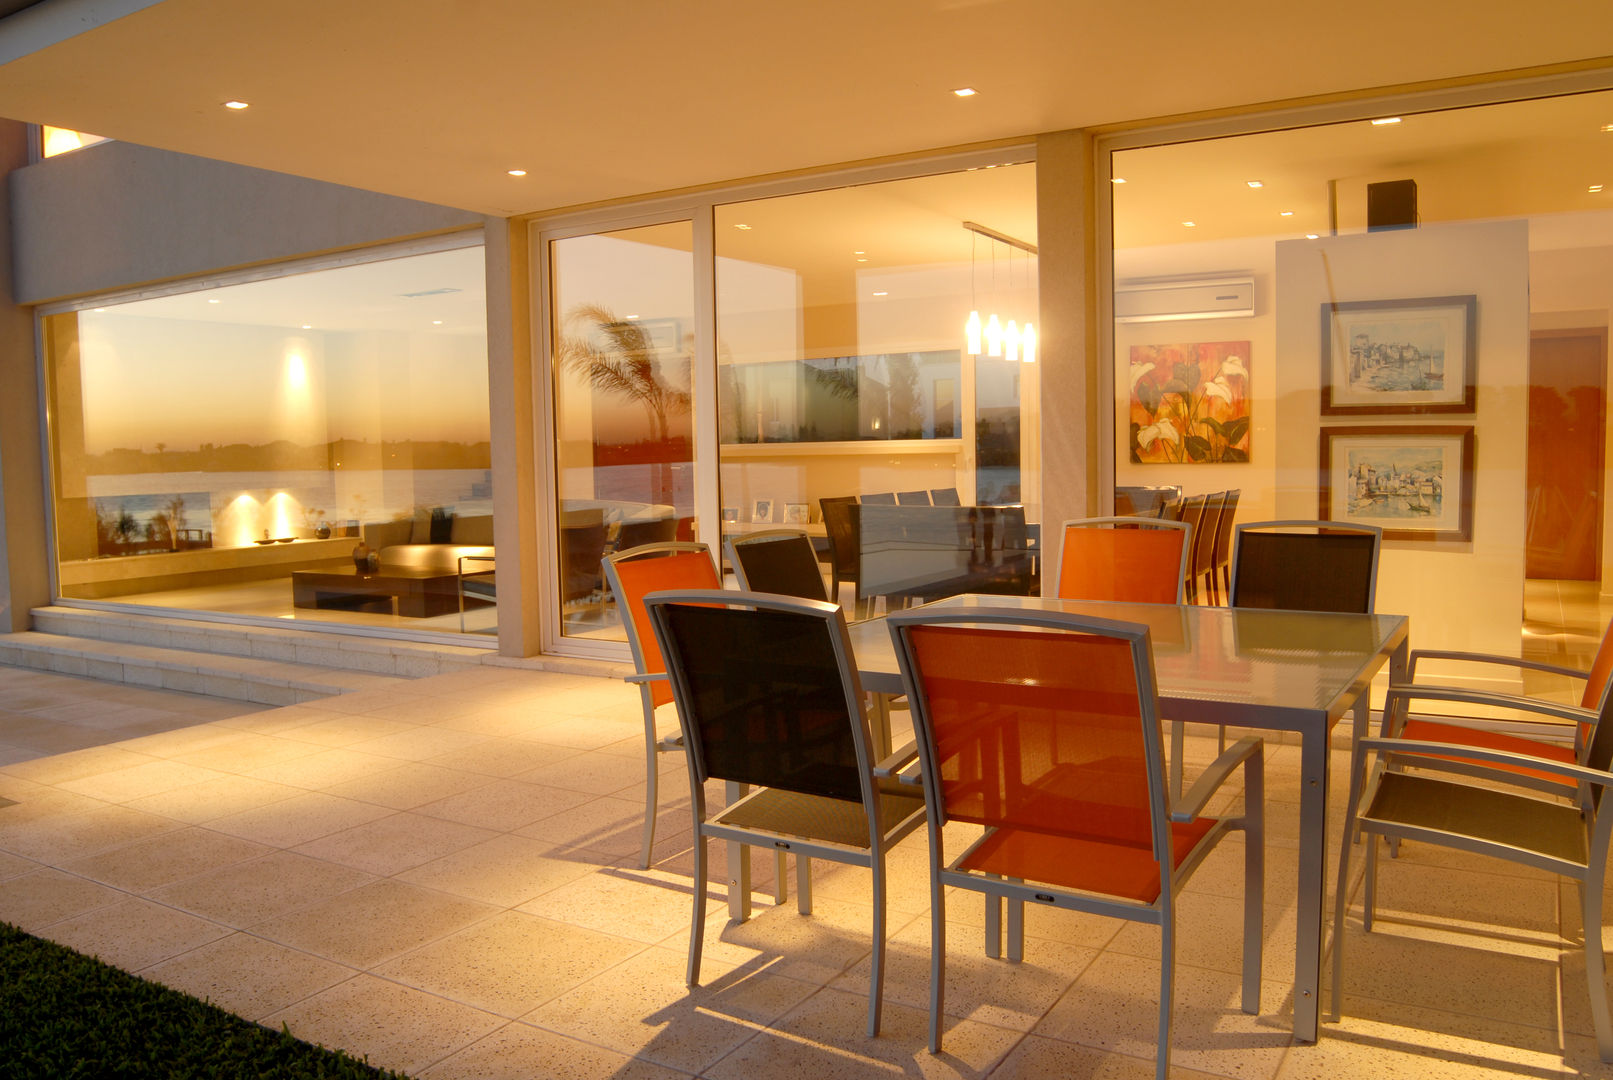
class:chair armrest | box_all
[1362,735,1613,789]
[1171,735,1262,821]
[1382,684,1593,728]
[873,739,921,785]
[1405,648,1586,683]
[624,672,667,685]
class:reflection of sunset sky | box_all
[77,314,489,453]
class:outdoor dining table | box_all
[843,593,1410,1044]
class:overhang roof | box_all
[0,0,1607,217]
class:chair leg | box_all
[1363,833,1379,933]
[867,854,887,1037]
[688,832,708,986]
[1156,906,1175,1080]
[984,893,1001,959]
[929,851,948,1053]
[1170,719,1185,800]
[796,854,813,915]
[1584,870,1613,1062]
[1241,745,1264,1016]
[774,850,788,906]
[639,703,659,870]
[1006,888,1024,963]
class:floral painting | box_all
[1128,341,1250,464]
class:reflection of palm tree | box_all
[556,304,690,442]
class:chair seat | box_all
[1399,718,1576,790]
[717,787,925,849]
[1364,772,1587,864]
[960,817,1218,903]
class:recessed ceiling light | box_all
[1111,177,1127,184]
[853,251,865,255]
[223,100,249,110]
[507,169,527,177]
[432,320,443,325]
[1370,117,1401,126]
[856,258,868,263]
[1592,184,1606,193]
[301,324,311,330]
[93,307,105,312]
[625,314,639,320]
[872,291,888,297]
[1279,210,1294,217]
[1245,180,1263,189]
[1306,233,1320,239]
[207,298,221,303]
[1602,124,1613,132]
[1182,221,1196,228]
[952,87,977,97]
[733,223,752,230]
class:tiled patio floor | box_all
[3,660,1613,1078]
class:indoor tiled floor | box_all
[3,591,1613,1077]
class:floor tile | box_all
[61,827,271,892]
[144,932,357,1022]
[292,812,498,876]
[250,879,496,968]
[149,849,374,927]
[420,1021,693,1080]
[42,896,231,972]
[395,833,604,908]
[0,867,126,930]
[204,791,393,848]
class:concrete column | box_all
[0,120,49,632]
[1035,129,1101,587]
[484,216,542,656]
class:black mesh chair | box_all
[820,497,869,618]
[860,491,897,504]
[724,529,828,602]
[1230,520,1382,615]
[930,487,962,506]
[644,590,925,1037]
[613,515,677,555]
[896,490,931,506]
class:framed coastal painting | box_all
[1320,295,1476,415]
[1318,425,1475,542]
[1127,341,1251,463]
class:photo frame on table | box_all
[1318,425,1475,543]
[783,502,810,525]
[752,499,773,524]
[1320,295,1476,415]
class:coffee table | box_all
[291,565,464,618]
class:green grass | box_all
[0,921,410,1079]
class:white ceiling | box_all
[0,0,1607,218]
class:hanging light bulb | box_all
[1004,320,1020,363]
[965,310,982,355]
[985,313,1002,357]
[1021,321,1037,364]
[963,230,981,355]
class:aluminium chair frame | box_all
[600,541,716,870]
[645,588,925,1038]
[886,605,1264,1079]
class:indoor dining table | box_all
[844,593,1410,1044]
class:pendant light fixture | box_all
[964,231,982,356]
[961,220,1038,363]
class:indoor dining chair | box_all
[1207,488,1241,604]
[1228,520,1382,615]
[1174,494,1208,601]
[820,497,872,618]
[601,541,721,869]
[1054,516,1190,605]
[896,489,932,506]
[1333,683,1613,1063]
[887,605,1264,1079]
[645,589,925,1037]
[1187,491,1225,604]
[725,529,828,601]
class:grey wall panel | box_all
[9,139,482,304]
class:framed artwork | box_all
[1128,341,1250,464]
[752,499,773,523]
[783,502,810,525]
[1320,295,1476,415]
[1318,425,1475,542]
[722,506,739,524]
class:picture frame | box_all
[783,502,810,525]
[1318,425,1475,543]
[722,506,739,524]
[1127,341,1251,464]
[752,498,773,524]
[1320,295,1476,415]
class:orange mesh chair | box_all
[1378,619,1613,801]
[646,590,925,1037]
[1055,517,1190,605]
[601,542,721,869]
[887,606,1264,1077]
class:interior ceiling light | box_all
[432,320,443,325]
[1306,233,1320,239]
[207,298,220,303]
[223,100,249,110]
[856,257,868,263]
[300,324,311,329]
[1182,221,1197,227]
[1592,184,1605,193]
[625,314,639,320]
[1279,210,1294,217]
[853,250,865,255]
[872,291,888,296]
[1601,124,1613,132]
[952,87,977,97]
[733,223,752,230]
[1370,117,1402,126]
[1111,177,1127,184]
[507,169,527,177]
[1245,180,1263,188]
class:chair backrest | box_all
[1191,491,1226,578]
[1230,520,1382,614]
[559,521,610,602]
[724,529,828,602]
[1211,489,1241,571]
[601,542,720,707]
[645,590,872,804]
[1582,622,1613,711]
[1056,517,1190,604]
[888,606,1170,864]
[896,490,932,506]
[819,497,861,589]
[860,492,897,505]
[930,487,962,507]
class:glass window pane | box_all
[44,243,494,636]
[550,222,695,642]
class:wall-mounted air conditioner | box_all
[1114,275,1255,323]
